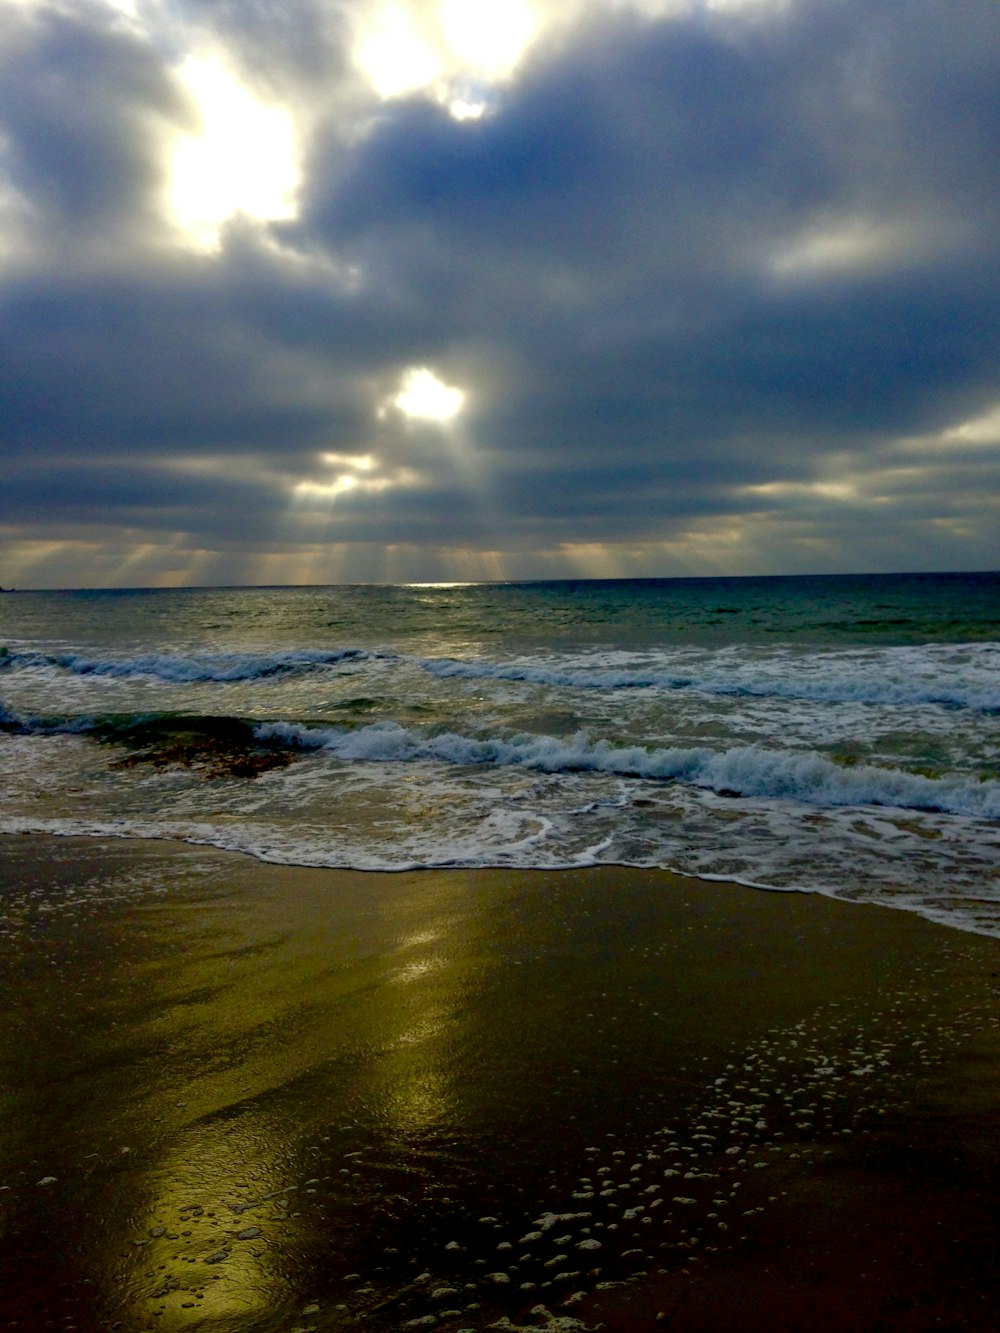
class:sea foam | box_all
[0,646,372,683]
[416,645,1000,713]
[253,720,1000,819]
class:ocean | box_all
[2,571,998,936]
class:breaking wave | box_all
[253,719,1000,819]
[0,646,372,683]
[3,697,997,819]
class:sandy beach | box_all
[1,833,998,1332]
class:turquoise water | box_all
[2,573,998,934]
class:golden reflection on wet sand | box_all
[2,834,999,1332]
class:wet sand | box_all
[1,834,998,1332]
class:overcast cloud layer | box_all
[1,0,998,587]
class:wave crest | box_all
[0,646,371,683]
[417,652,1000,713]
[254,719,1000,818]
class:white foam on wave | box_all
[0,647,374,684]
[253,720,1000,819]
[416,642,1000,713]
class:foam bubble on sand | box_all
[399,980,996,1328]
[532,1212,592,1231]
[487,1310,591,1332]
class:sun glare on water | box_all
[168,56,300,249]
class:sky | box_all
[0,0,998,588]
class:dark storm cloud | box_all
[0,266,370,460]
[1,0,998,584]
[291,0,1000,563]
[309,2,1000,429]
[0,457,289,532]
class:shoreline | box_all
[2,832,998,1331]
[4,818,997,945]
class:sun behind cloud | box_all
[352,0,536,115]
[392,367,466,421]
[168,55,300,249]
[353,4,443,99]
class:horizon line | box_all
[3,568,996,595]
